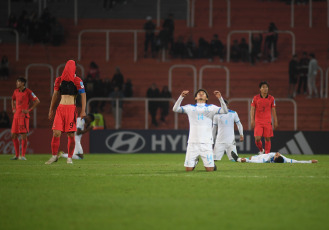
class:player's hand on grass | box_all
[312,160,318,163]
[213,91,222,99]
[181,91,189,97]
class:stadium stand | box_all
[0,0,328,130]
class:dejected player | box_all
[45,60,86,165]
[250,81,278,154]
[11,77,40,160]
[172,89,228,172]
[58,113,94,160]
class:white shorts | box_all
[74,141,83,155]
[213,143,237,161]
[184,143,214,168]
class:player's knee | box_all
[53,130,61,137]
[11,133,18,139]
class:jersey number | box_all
[69,122,74,129]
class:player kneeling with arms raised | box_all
[231,151,318,163]
[173,89,228,172]
[58,113,94,160]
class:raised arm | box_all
[172,90,189,113]
[213,90,228,114]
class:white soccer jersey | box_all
[249,152,312,163]
[173,96,228,144]
[75,117,85,143]
[213,110,243,144]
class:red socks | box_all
[68,136,75,158]
[13,138,20,158]
[255,140,263,152]
[21,139,27,157]
[51,136,60,156]
[265,140,271,154]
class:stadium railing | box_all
[78,29,159,62]
[325,67,329,98]
[87,97,177,130]
[226,30,296,62]
[228,98,297,131]
[25,63,54,96]
[0,96,37,128]
[168,64,197,94]
[0,28,19,61]
[199,65,230,98]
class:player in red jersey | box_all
[45,60,86,164]
[250,81,278,154]
[11,77,40,160]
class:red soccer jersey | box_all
[54,75,85,94]
[251,94,276,124]
[12,88,38,118]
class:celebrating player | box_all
[58,113,94,160]
[212,100,244,161]
[11,77,40,160]
[251,81,278,154]
[172,89,228,172]
[45,60,86,165]
[231,151,318,164]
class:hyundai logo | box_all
[105,131,145,153]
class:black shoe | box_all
[214,164,217,171]
[231,151,239,162]
[10,157,18,160]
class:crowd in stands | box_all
[0,56,9,80]
[144,16,279,64]
[7,8,64,45]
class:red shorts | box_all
[11,117,29,134]
[52,104,77,133]
[254,123,273,138]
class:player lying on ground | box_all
[231,151,318,163]
[58,113,94,160]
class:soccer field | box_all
[1,154,328,230]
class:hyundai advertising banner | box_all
[90,130,329,154]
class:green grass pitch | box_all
[1,154,329,230]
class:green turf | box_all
[0,154,329,230]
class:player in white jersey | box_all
[59,114,94,160]
[212,100,244,161]
[231,151,318,163]
[172,89,228,172]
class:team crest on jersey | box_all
[80,82,85,89]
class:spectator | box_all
[288,54,299,98]
[87,61,100,80]
[160,86,172,123]
[172,36,186,59]
[209,34,224,62]
[239,38,249,62]
[109,86,124,129]
[264,22,278,62]
[0,111,11,128]
[198,37,210,59]
[143,16,156,58]
[250,33,263,65]
[146,83,160,127]
[111,67,124,91]
[297,52,309,95]
[162,13,175,52]
[307,53,319,98]
[230,39,240,62]
[123,79,133,97]
[0,56,9,80]
[17,10,29,37]
[8,13,18,29]
[186,36,197,59]
[158,27,170,60]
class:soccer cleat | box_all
[10,156,18,160]
[258,149,265,155]
[231,151,239,162]
[45,155,58,165]
[67,158,73,164]
[57,151,64,159]
[214,164,217,171]
[20,156,27,160]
